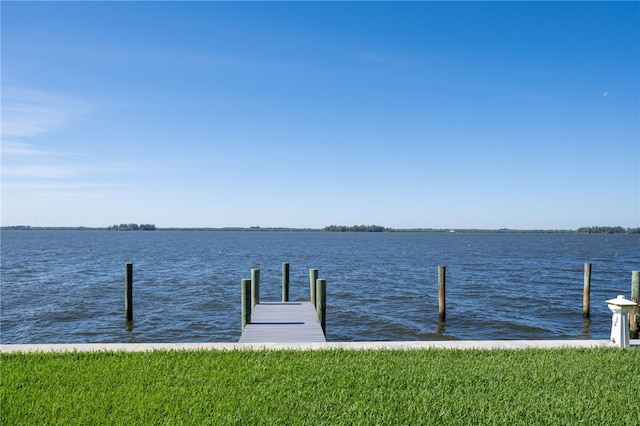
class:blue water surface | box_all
[1,230,638,343]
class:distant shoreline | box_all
[2,226,639,234]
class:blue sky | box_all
[2,1,638,229]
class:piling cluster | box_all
[241,263,327,334]
[121,262,639,340]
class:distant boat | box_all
[449,229,456,233]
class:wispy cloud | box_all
[0,87,138,196]
[1,180,146,203]
[1,165,81,179]
[2,182,114,191]
[2,161,155,179]
[1,87,93,138]
[1,141,60,156]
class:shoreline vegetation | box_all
[2,224,639,234]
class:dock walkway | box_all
[239,302,326,343]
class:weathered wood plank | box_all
[239,302,326,343]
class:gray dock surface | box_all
[239,302,326,343]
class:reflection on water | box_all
[580,318,592,338]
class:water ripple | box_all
[1,230,638,343]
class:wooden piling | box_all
[583,262,592,318]
[309,269,318,305]
[316,278,326,334]
[631,271,639,339]
[438,265,446,322]
[125,263,133,321]
[241,278,251,331]
[251,269,260,308]
[282,262,290,302]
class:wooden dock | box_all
[238,264,327,343]
[239,302,326,343]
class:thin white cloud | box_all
[0,87,155,200]
[603,91,610,97]
[1,181,142,203]
[1,87,92,138]
[1,165,81,179]
[2,182,113,191]
[1,162,155,179]
[1,141,55,156]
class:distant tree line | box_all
[323,225,392,232]
[108,223,156,231]
[576,226,639,234]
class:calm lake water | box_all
[1,230,638,344]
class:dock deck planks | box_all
[238,302,326,343]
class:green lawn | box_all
[2,348,638,425]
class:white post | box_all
[606,295,637,348]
